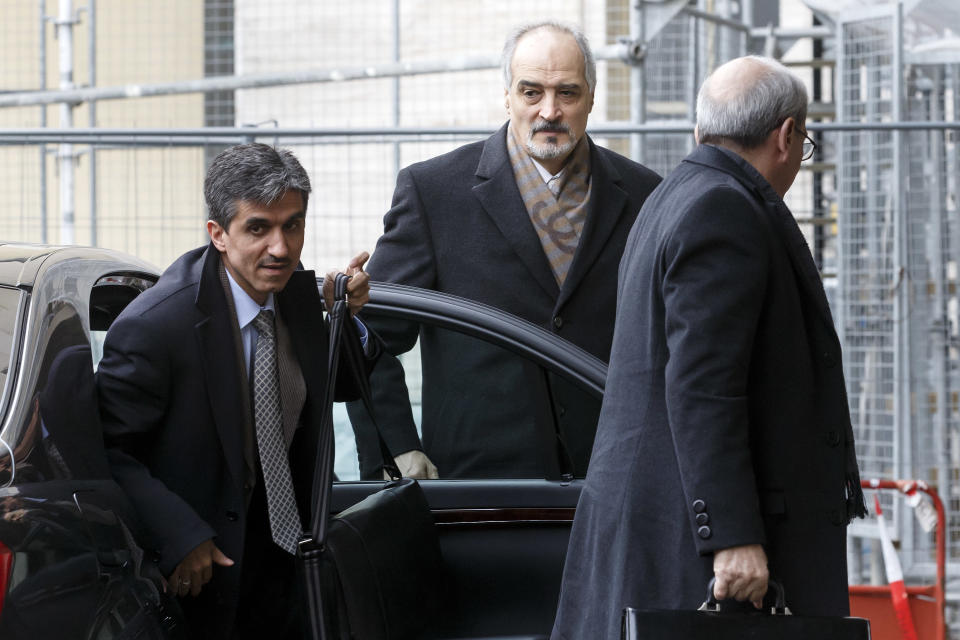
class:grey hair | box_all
[696,55,808,149]
[204,143,311,229]
[501,21,597,94]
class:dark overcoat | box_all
[97,245,361,638]
[552,144,858,639]
[354,122,661,478]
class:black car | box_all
[0,245,604,639]
[0,244,183,639]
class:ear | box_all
[775,117,795,162]
[504,88,510,113]
[207,220,228,252]
[588,90,595,114]
[693,124,700,144]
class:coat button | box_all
[823,351,836,367]
[553,315,563,329]
[696,513,710,525]
[151,550,162,564]
[226,510,239,522]
[692,499,706,513]
[697,526,712,539]
[826,430,841,447]
[558,405,566,417]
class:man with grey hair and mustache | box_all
[350,21,660,480]
[552,55,866,639]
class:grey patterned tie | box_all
[252,309,303,554]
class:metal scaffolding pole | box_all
[56,0,76,245]
[88,0,96,246]
[630,0,646,163]
[38,0,47,244]
[392,0,401,178]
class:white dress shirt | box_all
[532,158,565,196]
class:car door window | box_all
[333,290,603,481]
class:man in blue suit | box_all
[99,143,377,639]
[552,56,867,639]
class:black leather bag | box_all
[622,580,871,640]
[299,274,444,640]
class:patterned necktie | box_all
[251,309,303,554]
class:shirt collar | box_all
[224,268,275,329]
[702,143,784,205]
[531,157,563,185]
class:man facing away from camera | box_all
[350,21,661,480]
[98,143,379,639]
[551,56,867,639]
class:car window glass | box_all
[89,275,156,370]
[0,275,153,486]
[1,301,107,484]
[334,314,601,481]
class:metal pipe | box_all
[57,0,75,245]
[88,0,96,245]
[629,0,646,163]
[392,0,401,178]
[812,15,824,271]
[4,120,960,144]
[0,44,628,110]
[748,25,832,39]
[38,0,47,244]
[682,6,749,33]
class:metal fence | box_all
[6,0,960,617]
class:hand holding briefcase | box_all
[621,579,870,640]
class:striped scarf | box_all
[507,125,592,287]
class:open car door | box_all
[329,282,606,638]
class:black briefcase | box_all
[622,580,870,640]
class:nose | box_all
[538,91,562,121]
[266,227,289,259]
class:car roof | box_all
[0,243,158,289]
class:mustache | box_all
[530,119,573,136]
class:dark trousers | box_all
[232,471,306,640]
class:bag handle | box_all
[304,274,401,547]
[301,274,404,640]
[698,577,791,615]
[299,273,351,640]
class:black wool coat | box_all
[552,145,859,639]
[352,122,661,478]
[98,245,368,638]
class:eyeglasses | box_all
[800,130,817,161]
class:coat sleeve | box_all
[661,186,770,555]
[97,312,216,575]
[346,166,439,477]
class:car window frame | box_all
[325,280,607,483]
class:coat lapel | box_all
[688,145,837,330]
[193,246,247,489]
[556,139,629,311]
[472,123,559,300]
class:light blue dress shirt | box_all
[224,270,368,376]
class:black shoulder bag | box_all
[298,273,445,640]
